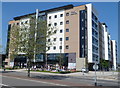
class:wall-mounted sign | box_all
[71,11,77,15]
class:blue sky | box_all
[2,2,118,54]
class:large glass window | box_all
[92,45,98,53]
[92,28,98,38]
[92,12,98,23]
[92,37,98,46]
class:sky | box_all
[1,2,118,54]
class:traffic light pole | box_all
[94,62,97,86]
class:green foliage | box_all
[9,24,21,61]
[9,16,57,77]
[100,59,109,68]
[10,16,56,61]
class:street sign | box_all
[93,64,98,70]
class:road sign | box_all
[93,64,99,70]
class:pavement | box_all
[0,69,119,87]
[0,69,118,80]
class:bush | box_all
[60,71,71,74]
[5,67,13,70]
[13,66,19,69]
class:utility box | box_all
[76,58,86,71]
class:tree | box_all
[100,59,109,71]
[10,16,56,77]
[9,24,21,62]
[56,54,64,70]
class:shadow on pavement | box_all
[0,71,15,73]
[31,75,69,80]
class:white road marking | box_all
[0,83,9,86]
[0,83,15,88]
[1,75,68,86]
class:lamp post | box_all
[82,45,85,75]
[33,9,39,67]
[94,62,97,86]
[93,61,98,86]
[59,40,62,70]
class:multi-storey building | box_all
[111,40,117,70]
[102,23,111,60]
[99,22,105,62]
[102,23,112,70]
[6,3,114,71]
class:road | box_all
[0,70,119,88]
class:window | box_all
[60,38,62,41]
[59,46,62,49]
[82,19,84,22]
[48,47,50,50]
[66,20,69,24]
[17,23,19,25]
[54,30,57,33]
[66,45,69,49]
[92,28,94,35]
[92,21,95,27]
[95,32,98,38]
[82,36,84,39]
[60,22,63,25]
[81,10,84,13]
[95,24,98,29]
[66,37,69,41]
[60,14,63,17]
[48,24,51,26]
[54,38,56,41]
[82,27,84,30]
[66,13,69,16]
[54,15,57,18]
[60,29,63,33]
[53,46,56,50]
[48,31,51,34]
[95,17,98,22]
[21,22,23,24]
[66,29,69,32]
[49,16,51,19]
[54,23,57,26]
[25,21,28,24]
[48,39,50,42]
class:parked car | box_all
[82,68,89,73]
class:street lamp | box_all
[93,61,98,86]
[59,40,62,70]
[82,45,85,75]
[33,9,39,67]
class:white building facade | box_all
[111,40,117,70]
[47,10,65,53]
[86,4,99,63]
[6,3,117,71]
